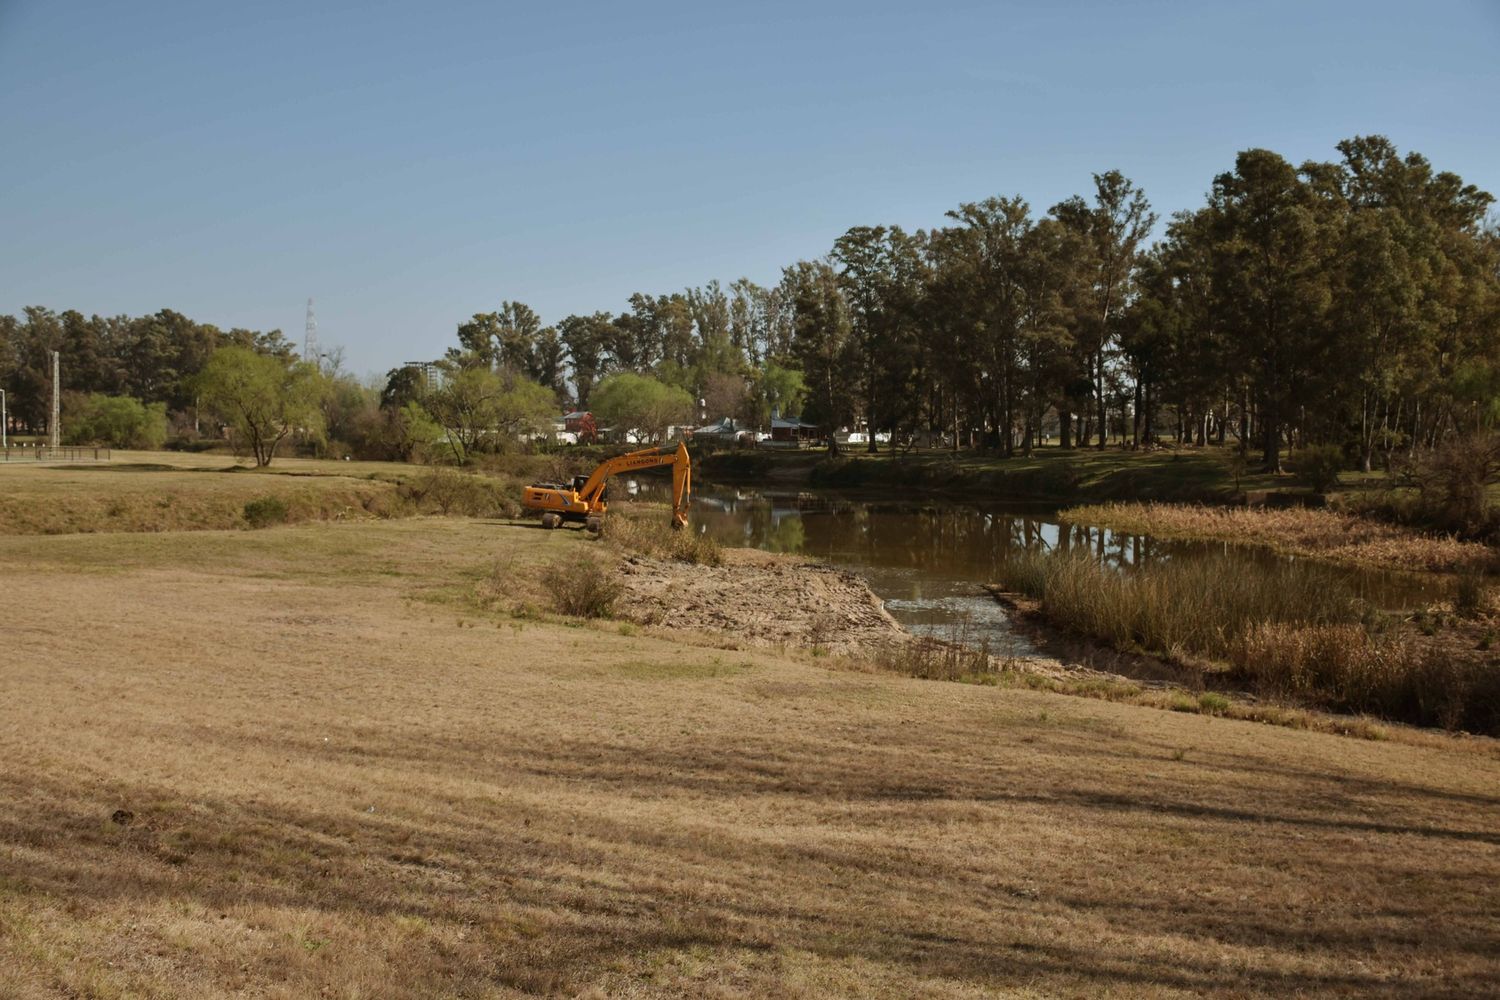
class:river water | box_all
[620,482,1446,653]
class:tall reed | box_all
[995,549,1358,661]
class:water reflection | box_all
[618,482,1444,651]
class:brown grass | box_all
[1061,501,1498,574]
[1,519,1498,997]
[1231,623,1500,733]
[601,508,724,566]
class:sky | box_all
[2,0,1497,377]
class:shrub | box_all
[243,496,289,528]
[63,394,168,449]
[1404,432,1500,539]
[1291,444,1344,493]
[542,559,622,618]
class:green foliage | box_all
[194,346,324,467]
[423,364,556,465]
[1291,444,1345,493]
[63,394,167,449]
[242,496,289,529]
[590,372,693,443]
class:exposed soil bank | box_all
[616,547,906,652]
[613,548,1176,688]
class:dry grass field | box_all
[2,516,1499,998]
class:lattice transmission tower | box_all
[304,297,319,367]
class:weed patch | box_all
[542,558,623,619]
[601,513,722,566]
[243,496,289,529]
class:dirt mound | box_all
[617,548,905,651]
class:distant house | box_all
[770,415,820,444]
[563,410,597,443]
[691,417,748,444]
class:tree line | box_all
[3,135,1495,473]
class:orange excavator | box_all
[522,441,691,532]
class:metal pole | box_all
[50,351,60,452]
[1,388,7,450]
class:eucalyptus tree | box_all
[784,259,856,454]
[558,312,615,407]
[1207,149,1333,471]
[1050,171,1155,448]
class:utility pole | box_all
[50,350,60,451]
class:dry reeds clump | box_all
[1060,502,1497,574]
[995,550,1358,662]
[600,514,723,566]
[872,634,997,683]
[997,549,1500,734]
[541,558,622,618]
[1231,623,1500,734]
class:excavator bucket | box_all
[671,440,692,529]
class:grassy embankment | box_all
[0,449,598,535]
[702,445,1325,502]
[2,514,1499,997]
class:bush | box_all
[243,496,289,528]
[1291,444,1344,493]
[1406,432,1500,539]
[63,394,168,449]
[542,559,622,618]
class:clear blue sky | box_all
[2,0,1497,376]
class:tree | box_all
[425,362,556,464]
[62,394,167,449]
[195,346,324,467]
[590,372,693,443]
[558,312,615,407]
[784,259,856,454]
[1208,149,1333,471]
[1050,171,1155,449]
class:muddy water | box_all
[620,481,1447,653]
